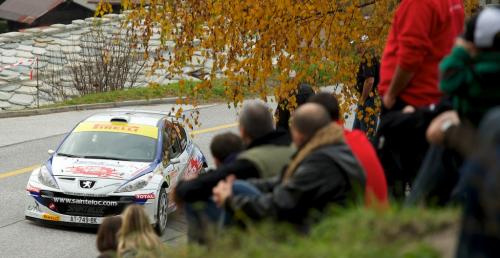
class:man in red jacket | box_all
[376,0,464,197]
[309,93,388,207]
[380,0,464,108]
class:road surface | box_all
[0,102,240,258]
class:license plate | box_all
[69,216,98,224]
[42,213,60,221]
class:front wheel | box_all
[155,187,168,235]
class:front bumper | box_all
[25,190,159,226]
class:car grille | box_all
[39,191,135,217]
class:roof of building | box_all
[0,0,65,24]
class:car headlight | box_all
[37,166,59,189]
[115,173,152,193]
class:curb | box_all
[0,97,180,119]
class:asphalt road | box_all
[0,102,240,258]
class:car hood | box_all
[50,156,153,181]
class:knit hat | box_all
[464,5,500,49]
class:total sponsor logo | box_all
[135,193,155,200]
[134,193,155,205]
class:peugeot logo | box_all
[80,180,96,189]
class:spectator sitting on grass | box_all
[118,205,163,257]
[175,101,294,243]
[96,216,122,258]
[212,103,365,232]
[308,92,388,208]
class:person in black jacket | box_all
[213,103,366,231]
[175,100,294,243]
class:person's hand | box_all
[426,111,460,145]
[402,105,415,114]
[383,94,396,109]
[212,175,235,207]
[455,38,477,57]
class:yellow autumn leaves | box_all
[95,0,478,117]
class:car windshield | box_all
[57,131,157,162]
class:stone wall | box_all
[0,13,211,111]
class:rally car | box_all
[25,110,207,234]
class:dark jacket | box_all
[225,124,366,227]
[456,107,500,258]
[175,130,291,203]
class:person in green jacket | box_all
[437,5,500,128]
[408,6,500,207]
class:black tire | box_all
[155,187,168,235]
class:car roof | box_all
[84,110,170,127]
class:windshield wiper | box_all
[82,155,131,161]
[57,153,83,158]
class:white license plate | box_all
[69,216,98,224]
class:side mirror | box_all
[170,158,180,165]
[48,149,55,155]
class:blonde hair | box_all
[118,205,162,255]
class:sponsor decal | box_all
[69,166,122,178]
[79,180,96,189]
[26,185,40,193]
[52,197,118,207]
[184,157,203,178]
[73,122,158,139]
[42,213,60,221]
[135,193,155,200]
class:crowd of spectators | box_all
[95,2,500,257]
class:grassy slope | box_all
[159,208,459,258]
[42,81,227,108]
[40,63,338,109]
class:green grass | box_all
[42,81,226,108]
[156,207,459,258]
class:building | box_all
[0,0,121,31]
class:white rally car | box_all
[25,110,207,234]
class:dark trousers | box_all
[405,144,462,206]
[375,99,432,199]
[184,181,261,243]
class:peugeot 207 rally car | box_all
[25,110,207,234]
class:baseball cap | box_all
[465,5,500,49]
